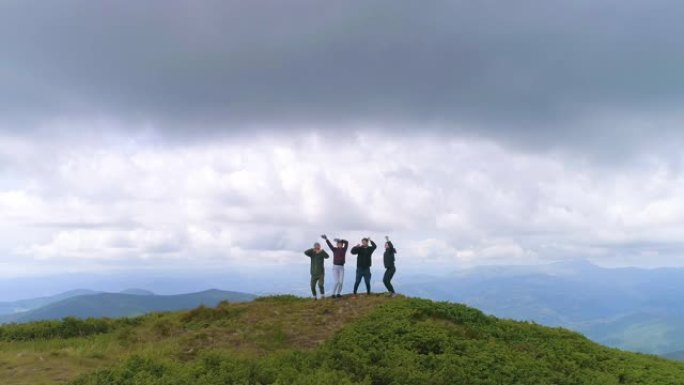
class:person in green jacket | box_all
[304,242,330,300]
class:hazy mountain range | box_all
[399,260,684,356]
[4,260,684,357]
[0,289,255,324]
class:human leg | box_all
[363,268,371,294]
[318,273,325,296]
[310,275,318,297]
[353,268,363,294]
[337,266,345,295]
[332,265,344,296]
[383,267,396,293]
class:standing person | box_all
[304,242,329,300]
[351,237,377,297]
[383,236,397,297]
[322,234,348,298]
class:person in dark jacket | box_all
[383,236,397,296]
[322,234,348,298]
[351,237,377,296]
[304,242,329,300]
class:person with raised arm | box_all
[304,241,329,300]
[350,236,377,297]
[322,234,348,298]
[383,236,398,297]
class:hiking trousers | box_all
[354,267,371,294]
[332,265,344,295]
[311,274,324,296]
[383,266,396,293]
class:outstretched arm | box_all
[325,239,336,251]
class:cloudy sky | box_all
[2,0,684,278]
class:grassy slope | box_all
[0,295,387,385]
[1,295,684,385]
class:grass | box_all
[3,294,684,384]
[0,294,389,385]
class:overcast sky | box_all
[2,0,684,278]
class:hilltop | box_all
[1,295,683,385]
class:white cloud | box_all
[2,130,684,274]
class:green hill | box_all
[0,289,100,316]
[1,295,683,385]
[0,289,256,324]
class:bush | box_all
[180,302,242,325]
[0,316,141,341]
[70,297,684,385]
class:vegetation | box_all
[0,317,140,341]
[1,295,683,384]
[0,289,256,324]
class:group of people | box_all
[304,235,397,300]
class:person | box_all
[304,242,329,300]
[351,237,377,296]
[322,234,348,298]
[383,236,397,296]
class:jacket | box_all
[304,248,329,276]
[384,241,397,269]
[351,240,377,269]
[325,239,348,265]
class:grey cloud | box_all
[2,0,684,155]
[27,220,141,230]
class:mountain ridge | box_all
[0,289,256,324]
[1,294,684,385]
[401,261,684,355]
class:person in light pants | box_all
[323,234,348,298]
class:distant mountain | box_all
[0,289,256,323]
[400,260,684,355]
[119,288,155,295]
[664,351,684,361]
[0,289,100,316]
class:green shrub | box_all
[0,316,141,341]
[70,297,684,385]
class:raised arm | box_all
[340,239,349,252]
[387,241,397,253]
[369,240,377,251]
[304,248,314,257]
[350,245,361,255]
[325,239,336,251]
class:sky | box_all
[2,0,684,280]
